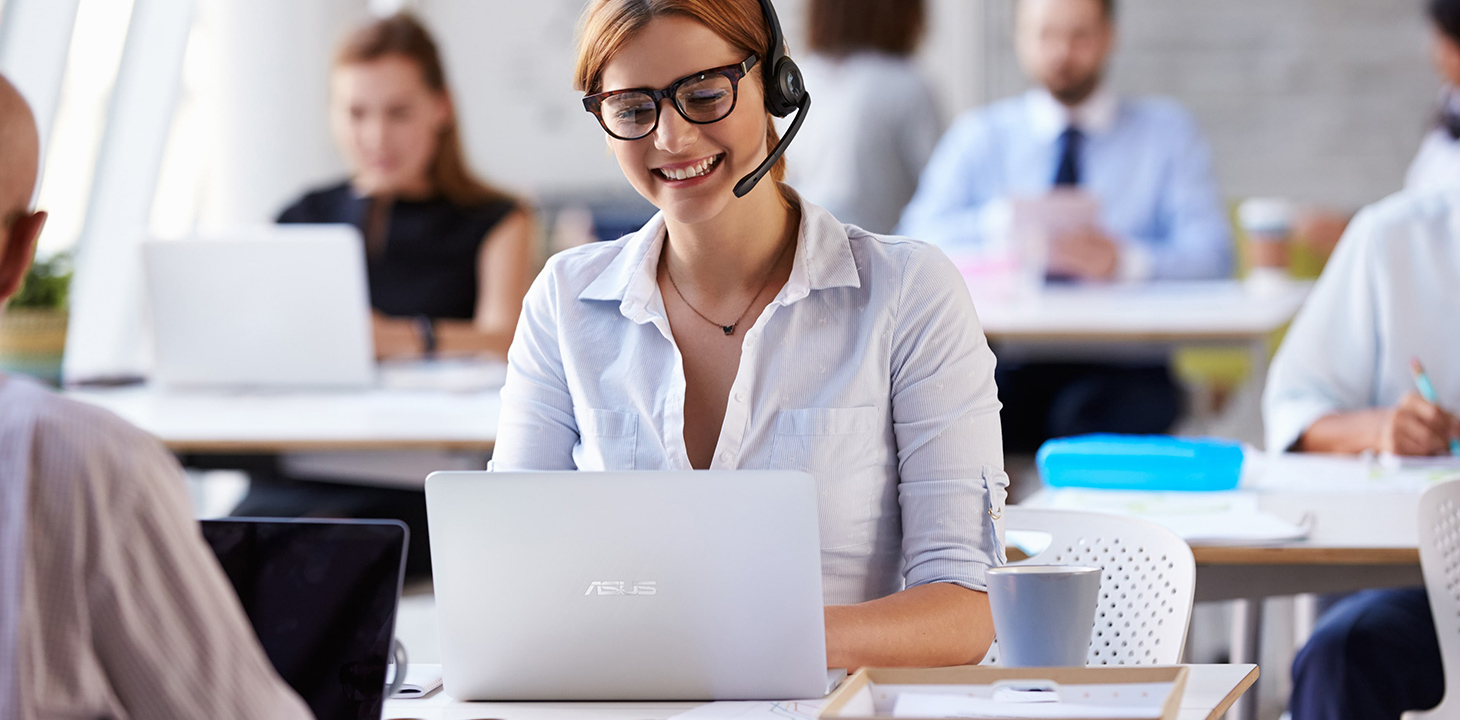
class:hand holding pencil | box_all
[1381,359,1460,457]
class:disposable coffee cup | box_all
[1237,197,1294,271]
[986,565,1102,667]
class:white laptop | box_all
[142,224,375,389]
[425,470,833,701]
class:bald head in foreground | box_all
[0,75,314,720]
[0,76,45,302]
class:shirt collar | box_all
[1027,86,1120,142]
[578,191,861,322]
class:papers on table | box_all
[860,681,1173,719]
[1242,451,1460,494]
[1024,451,1460,547]
[893,689,1165,719]
[378,358,508,393]
[391,663,443,698]
[1033,489,1309,546]
[668,671,844,719]
[667,699,826,719]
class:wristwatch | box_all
[413,315,437,359]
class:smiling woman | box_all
[490,0,1009,671]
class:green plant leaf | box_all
[11,253,72,310]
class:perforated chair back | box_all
[1403,480,1460,720]
[984,507,1196,666]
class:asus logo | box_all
[584,581,657,596]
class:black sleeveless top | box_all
[277,181,517,320]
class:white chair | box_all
[985,507,1197,666]
[1404,480,1460,720]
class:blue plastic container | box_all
[1035,434,1244,492]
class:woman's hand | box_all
[1379,391,1460,457]
[1300,392,1460,456]
[372,312,421,360]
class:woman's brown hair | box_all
[336,12,513,207]
[806,0,925,58]
[572,0,789,189]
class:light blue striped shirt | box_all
[897,89,1233,281]
[491,195,1008,604]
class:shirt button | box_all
[733,391,746,403]
[719,452,732,464]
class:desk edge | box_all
[1192,546,1420,565]
[164,439,496,453]
[1204,665,1260,720]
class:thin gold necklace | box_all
[664,238,793,336]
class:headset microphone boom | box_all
[733,0,812,198]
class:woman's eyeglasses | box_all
[583,56,758,141]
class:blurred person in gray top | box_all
[784,0,939,234]
[0,75,311,720]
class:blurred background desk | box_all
[64,385,501,453]
[975,280,1311,346]
[976,280,1312,452]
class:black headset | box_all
[733,0,812,198]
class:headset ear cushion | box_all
[768,57,804,117]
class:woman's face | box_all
[598,15,770,225]
[331,55,450,196]
[1433,25,1460,88]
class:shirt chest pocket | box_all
[770,406,888,550]
[574,408,638,471]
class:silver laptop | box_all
[142,224,375,389]
[425,470,831,701]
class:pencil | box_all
[1410,358,1460,456]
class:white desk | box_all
[1200,484,1424,720]
[974,279,1311,447]
[382,664,1257,720]
[974,280,1311,345]
[1026,452,1442,720]
[64,385,501,452]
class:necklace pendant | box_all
[722,325,735,336]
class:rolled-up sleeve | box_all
[888,243,1008,592]
[1263,209,1381,452]
[491,260,581,471]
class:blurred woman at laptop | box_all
[220,13,534,579]
[491,0,1007,669]
[278,12,534,360]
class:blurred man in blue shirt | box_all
[898,0,1231,281]
[899,0,1232,453]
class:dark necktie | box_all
[1441,104,1460,140]
[1053,126,1083,186]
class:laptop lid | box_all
[200,518,408,720]
[425,470,828,701]
[143,225,375,389]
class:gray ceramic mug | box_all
[986,565,1102,667]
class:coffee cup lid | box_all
[987,564,1101,576]
[1238,197,1294,230]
